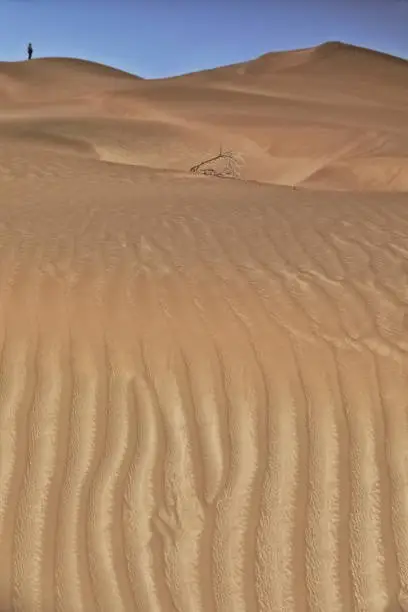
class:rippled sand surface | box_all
[1,42,408,611]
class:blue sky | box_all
[1,0,407,78]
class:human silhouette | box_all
[27,42,33,60]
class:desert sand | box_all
[0,41,408,611]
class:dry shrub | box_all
[190,146,244,179]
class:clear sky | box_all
[1,0,407,78]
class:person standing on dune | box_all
[27,42,33,60]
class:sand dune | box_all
[0,56,140,104]
[1,42,408,611]
[2,41,408,190]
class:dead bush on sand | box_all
[190,146,244,179]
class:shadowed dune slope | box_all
[1,42,408,190]
[0,146,408,610]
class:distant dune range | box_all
[1,42,408,611]
[2,41,408,190]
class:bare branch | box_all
[190,147,244,179]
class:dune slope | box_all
[0,146,408,610]
[1,43,408,611]
[1,43,408,190]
